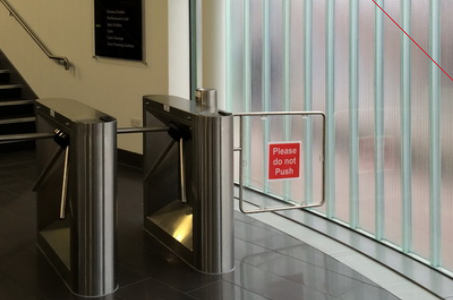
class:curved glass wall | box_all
[226,0,453,276]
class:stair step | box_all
[0,102,34,118]
[0,119,35,135]
[0,99,34,106]
[0,119,36,152]
[0,83,21,99]
[0,56,37,152]
[0,140,35,152]
[0,116,35,125]
[0,70,10,84]
[0,83,21,89]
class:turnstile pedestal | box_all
[35,98,117,296]
[143,93,234,274]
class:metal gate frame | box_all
[234,111,326,214]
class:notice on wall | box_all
[94,0,143,61]
[268,142,301,180]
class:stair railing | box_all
[0,0,70,70]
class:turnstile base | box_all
[145,200,194,266]
[148,200,193,251]
[37,219,71,282]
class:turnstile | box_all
[143,90,235,274]
[34,98,117,296]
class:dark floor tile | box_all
[234,238,269,262]
[0,150,401,300]
[275,243,330,265]
[12,294,48,300]
[0,169,33,190]
[0,209,36,246]
[0,149,36,163]
[0,190,36,219]
[188,280,270,300]
[117,229,170,262]
[0,187,14,199]
[115,263,149,288]
[1,181,36,200]
[233,211,259,225]
[252,232,303,251]
[121,251,221,293]
[274,244,378,286]
[223,260,338,300]
[0,271,39,300]
[235,219,302,252]
[0,247,63,295]
[337,281,400,300]
[0,160,34,173]
[234,221,278,244]
[239,250,375,297]
[115,278,197,300]
[234,218,282,236]
[323,255,380,287]
[0,235,17,255]
[43,283,124,300]
[234,212,285,234]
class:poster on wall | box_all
[94,0,143,61]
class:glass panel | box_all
[227,0,452,276]
[382,0,402,247]
[229,0,245,113]
[428,0,442,267]
[289,0,305,113]
[410,0,430,260]
[357,0,376,234]
[440,0,453,271]
[331,0,349,222]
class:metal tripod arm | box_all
[179,138,187,203]
[143,139,176,182]
[59,146,70,219]
[32,129,70,192]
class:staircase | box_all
[0,50,38,152]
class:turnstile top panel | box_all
[144,95,193,113]
[143,95,228,122]
[36,98,116,125]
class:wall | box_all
[0,0,169,154]
[168,0,190,99]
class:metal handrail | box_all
[0,0,70,70]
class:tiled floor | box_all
[0,149,400,300]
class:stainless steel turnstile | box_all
[34,98,117,296]
[143,90,235,274]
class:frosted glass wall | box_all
[227,0,453,275]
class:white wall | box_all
[168,0,190,99]
[200,0,226,109]
[0,0,170,154]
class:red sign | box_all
[268,142,301,180]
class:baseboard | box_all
[118,149,143,169]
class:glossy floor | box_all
[0,150,400,299]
